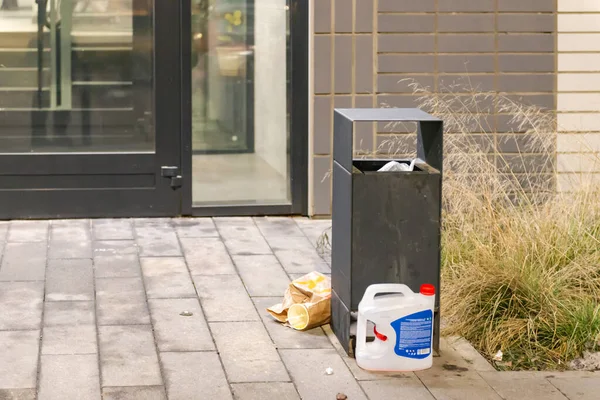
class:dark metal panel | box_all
[0,188,175,220]
[0,174,155,189]
[289,0,310,215]
[335,107,442,122]
[333,110,354,171]
[0,154,154,175]
[350,169,442,310]
[191,204,294,217]
[417,120,444,173]
[180,0,193,216]
[154,0,182,215]
[331,160,352,306]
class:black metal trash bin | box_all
[330,108,443,357]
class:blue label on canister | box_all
[390,310,433,359]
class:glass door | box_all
[0,0,182,218]
[185,0,308,215]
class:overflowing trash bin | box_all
[330,108,443,356]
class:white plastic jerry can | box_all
[355,283,436,372]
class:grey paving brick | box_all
[378,14,435,33]
[313,0,331,33]
[379,55,435,74]
[275,249,330,274]
[546,374,600,400]
[438,0,494,11]
[480,372,567,400]
[93,240,137,256]
[313,96,332,154]
[233,255,291,297]
[498,14,555,33]
[415,340,502,400]
[379,0,435,12]
[171,218,218,238]
[361,379,434,399]
[94,255,141,278]
[0,242,46,281]
[214,217,259,237]
[0,389,36,400]
[446,337,496,372]
[312,157,332,215]
[0,330,40,389]
[253,217,304,237]
[231,383,300,400]
[438,74,495,92]
[92,219,134,240]
[180,237,236,275]
[334,36,352,94]
[355,35,374,94]
[41,325,97,355]
[7,221,48,242]
[38,354,100,400]
[140,257,196,299]
[355,0,372,33]
[48,240,92,259]
[161,352,232,400]
[438,55,495,73]
[102,386,166,400]
[43,301,95,326]
[499,0,555,12]
[193,274,259,322]
[211,321,290,383]
[0,282,44,330]
[334,0,352,33]
[279,349,367,400]
[438,34,495,53]
[314,35,332,94]
[498,54,555,73]
[253,297,332,349]
[223,236,272,255]
[98,325,162,387]
[438,14,495,33]
[96,277,150,325]
[498,34,555,53]
[136,236,181,257]
[293,218,332,246]
[46,259,94,302]
[0,222,8,242]
[50,220,90,241]
[378,74,435,94]
[148,298,213,352]
[378,34,434,53]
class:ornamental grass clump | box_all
[402,78,600,370]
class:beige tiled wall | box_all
[309,0,557,215]
[557,0,600,190]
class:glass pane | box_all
[192,0,291,206]
[0,0,154,153]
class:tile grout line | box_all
[91,218,105,397]
[34,220,50,400]
[173,217,234,398]
[132,218,168,396]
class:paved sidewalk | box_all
[0,217,598,400]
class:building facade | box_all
[0,0,597,219]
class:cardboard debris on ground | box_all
[267,271,331,331]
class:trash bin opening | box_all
[352,160,422,173]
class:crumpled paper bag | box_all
[267,271,331,331]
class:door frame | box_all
[0,0,183,219]
[180,0,309,217]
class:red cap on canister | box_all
[420,284,435,296]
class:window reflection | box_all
[0,0,154,152]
